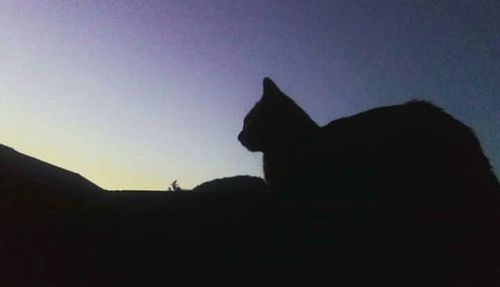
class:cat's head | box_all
[238,77,318,152]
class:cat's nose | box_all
[237,132,243,143]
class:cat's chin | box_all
[239,139,261,152]
[238,132,261,152]
[242,144,260,152]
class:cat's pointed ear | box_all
[263,77,281,98]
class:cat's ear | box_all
[263,77,282,98]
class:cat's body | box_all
[238,77,500,284]
[239,78,499,198]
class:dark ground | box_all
[2,187,500,286]
[1,144,500,286]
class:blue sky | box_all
[1,1,498,190]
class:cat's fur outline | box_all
[239,77,499,198]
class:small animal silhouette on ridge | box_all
[239,78,499,198]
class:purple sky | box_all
[1,1,499,190]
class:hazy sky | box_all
[1,1,499,190]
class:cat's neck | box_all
[263,124,320,154]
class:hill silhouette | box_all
[0,144,101,193]
[0,144,102,216]
[192,175,267,194]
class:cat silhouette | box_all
[239,78,499,199]
[238,77,500,284]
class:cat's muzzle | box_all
[238,131,260,152]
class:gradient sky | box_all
[1,1,499,190]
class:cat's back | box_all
[322,100,443,132]
[319,100,498,194]
[321,100,477,147]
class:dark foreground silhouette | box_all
[237,77,500,284]
[239,78,499,197]
[1,76,500,287]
